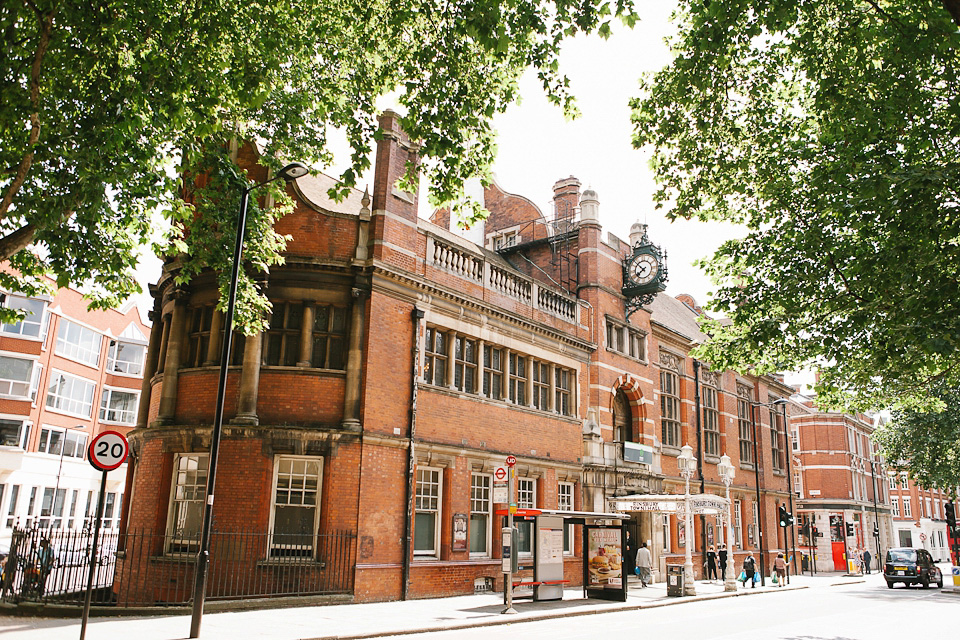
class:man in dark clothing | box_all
[742,552,757,588]
[718,544,728,580]
[862,549,872,574]
[624,531,636,579]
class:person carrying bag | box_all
[742,552,757,588]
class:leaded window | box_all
[532,362,549,410]
[470,474,491,555]
[454,336,478,393]
[271,456,322,557]
[414,467,441,556]
[702,382,719,456]
[265,302,304,366]
[311,305,347,370]
[423,328,448,386]
[508,354,527,405]
[167,455,208,553]
[482,346,503,398]
[555,367,571,416]
[738,389,754,466]
[660,369,680,448]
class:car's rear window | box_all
[886,549,916,563]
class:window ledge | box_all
[604,347,648,365]
[257,558,326,568]
[661,445,681,458]
[740,462,756,471]
[704,454,721,465]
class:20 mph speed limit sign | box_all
[88,431,130,471]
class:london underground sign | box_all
[88,431,129,471]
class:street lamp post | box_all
[870,460,883,573]
[719,454,737,592]
[679,444,697,596]
[189,162,309,639]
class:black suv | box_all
[884,547,943,589]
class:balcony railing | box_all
[428,235,578,323]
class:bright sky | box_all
[476,7,743,310]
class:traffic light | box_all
[873,521,880,538]
[845,522,854,537]
[785,510,794,527]
[779,504,788,527]
[946,501,957,533]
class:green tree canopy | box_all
[875,383,960,496]
[632,1,960,410]
[1,0,637,329]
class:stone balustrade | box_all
[427,235,578,324]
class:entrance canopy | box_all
[608,494,730,516]
[495,508,628,524]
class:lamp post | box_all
[679,444,697,596]
[869,459,883,573]
[189,161,309,639]
[719,454,737,592]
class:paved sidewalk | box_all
[0,572,867,640]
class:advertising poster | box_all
[587,528,623,587]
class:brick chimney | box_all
[371,110,420,268]
[552,176,581,224]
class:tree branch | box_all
[0,223,37,260]
[0,5,56,221]
[941,0,960,27]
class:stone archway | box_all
[611,373,646,443]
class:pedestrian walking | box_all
[742,552,757,588]
[625,530,636,579]
[35,538,54,597]
[774,552,787,587]
[635,542,653,588]
[862,549,872,574]
[718,544,728,580]
[706,545,718,581]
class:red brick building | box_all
[790,400,895,572]
[888,469,952,561]
[0,279,148,549]
[117,111,797,605]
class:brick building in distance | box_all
[116,111,797,606]
[887,468,953,561]
[790,399,895,573]
[0,278,149,549]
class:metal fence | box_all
[1,527,356,607]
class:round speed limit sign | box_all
[88,431,130,471]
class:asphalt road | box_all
[380,574,960,640]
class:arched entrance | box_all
[613,389,632,443]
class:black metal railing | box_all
[1,527,356,607]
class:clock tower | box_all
[621,222,668,317]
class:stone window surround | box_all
[604,315,648,362]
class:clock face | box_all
[631,253,659,285]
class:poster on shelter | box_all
[539,527,563,564]
[587,528,623,587]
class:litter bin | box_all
[667,564,684,597]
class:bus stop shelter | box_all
[497,509,628,603]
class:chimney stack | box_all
[552,176,581,224]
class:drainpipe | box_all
[402,307,425,600]
[693,360,706,564]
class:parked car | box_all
[884,547,943,589]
